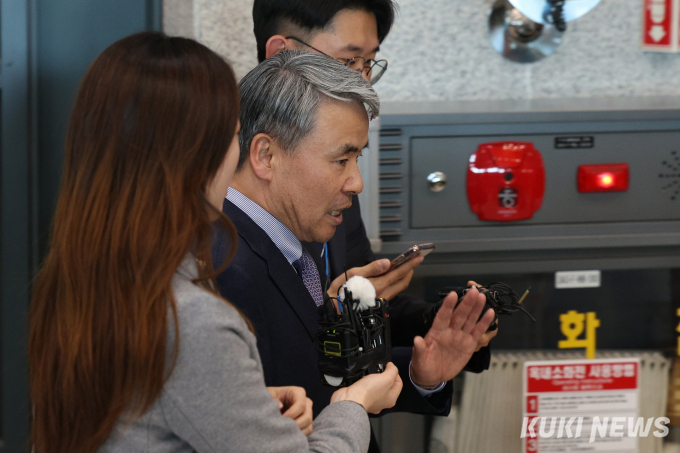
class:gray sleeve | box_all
[160,290,371,453]
[307,402,370,453]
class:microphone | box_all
[315,276,392,387]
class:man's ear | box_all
[249,134,275,182]
[265,35,289,59]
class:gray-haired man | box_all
[212,51,492,425]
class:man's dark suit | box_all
[213,199,454,421]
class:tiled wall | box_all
[164,0,680,102]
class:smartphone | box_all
[389,243,435,271]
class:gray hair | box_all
[237,50,380,171]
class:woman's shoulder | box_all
[171,273,251,338]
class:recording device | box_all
[315,276,392,387]
[389,242,435,271]
[424,281,536,332]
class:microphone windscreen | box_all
[339,276,376,311]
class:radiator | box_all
[430,351,670,453]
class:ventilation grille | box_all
[380,128,403,137]
[378,128,404,240]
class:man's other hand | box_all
[327,255,424,301]
[267,386,314,436]
[476,328,498,351]
[410,287,494,388]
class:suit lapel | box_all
[224,199,320,340]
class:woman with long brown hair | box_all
[28,32,401,453]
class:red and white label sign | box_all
[642,0,680,51]
[527,361,638,393]
[523,358,640,453]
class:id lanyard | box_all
[323,242,343,312]
[323,242,330,287]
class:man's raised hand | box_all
[410,287,494,388]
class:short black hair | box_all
[253,0,397,63]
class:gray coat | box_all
[100,259,370,453]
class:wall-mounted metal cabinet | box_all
[378,98,680,276]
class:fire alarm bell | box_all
[467,141,546,222]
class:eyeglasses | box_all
[285,36,388,85]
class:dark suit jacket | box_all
[213,199,454,422]
[302,196,491,372]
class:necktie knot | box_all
[293,249,324,306]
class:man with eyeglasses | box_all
[255,1,389,86]
[214,1,497,451]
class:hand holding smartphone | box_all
[389,243,435,271]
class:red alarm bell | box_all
[466,141,545,222]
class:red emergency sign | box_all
[642,0,679,52]
[526,362,639,393]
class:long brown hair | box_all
[28,32,239,453]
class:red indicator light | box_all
[578,164,629,193]
[598,173,614,188]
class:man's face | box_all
[269,99,368,243]
[305,9,380,83]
